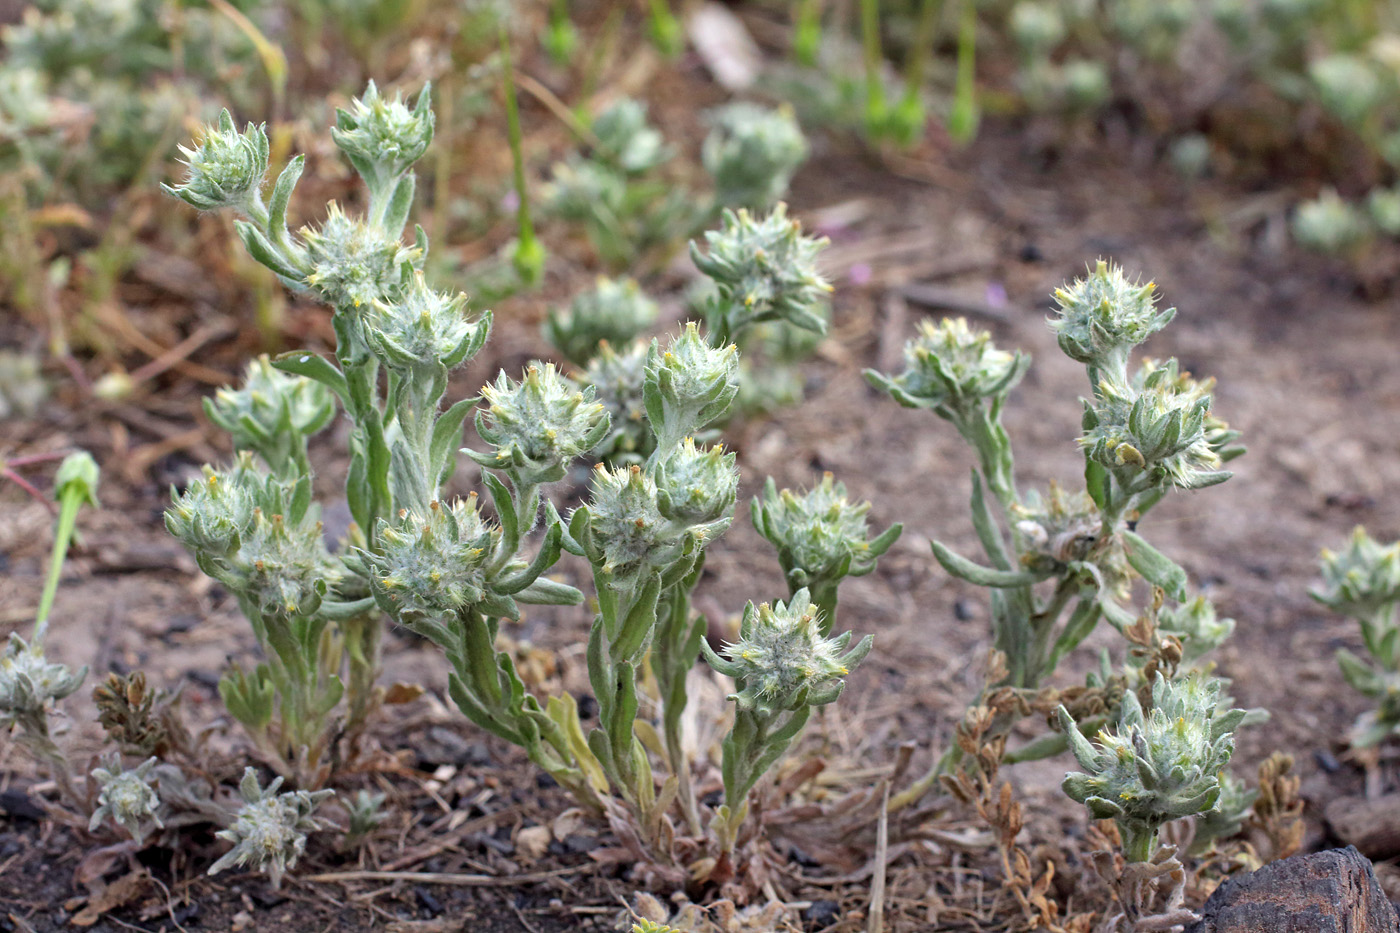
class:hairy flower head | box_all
[163,110,268,212]
[208,767,333,889]
[471,364,610,485]
[89,754,162,845]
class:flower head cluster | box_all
[205,357,335,473]
[655,438,739,526]
[301,203,418,310]
[365,271,490,375]
[165,457,260,558]
[1010,0,1067,53]
[1050,260,1175,372]
[471,364,610,485]
[89,754,162,845]
[366,498,506,625]
[1058,674,1245,858]
[1293,188,1371,255]
[1080,359,1229,490]
[1309,54,1381,127]
[591,98,671,175]
[690,205,831,338]
[582,464,697,583]
[162,110,268,213]
[330,81,435,192]
[751,474,901,604]
[702,102,809,211]
[580,340,652,461]
[643,323,740,443]
[866,317,1028,415]
[1314,526,1400,619]
[0,634,87,727]
[208,767,334,889]
[703,589,872,713]
[545,277,659,367]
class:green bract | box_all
[643,323,740,449]
[1058,675,1245,861]
[205,357,335,476]
[580,464,696,584]
[470,364,610,485]
[367,498,504,626]
[302,203,418,310]
[162,110,268,213]
[364,272,490,375]
[208,768,334,889]
[654,438,738,526]
[1315,527,1400,618]
[690,204,831,342]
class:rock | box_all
[1327,794,1400,859]
[1186,846,1399,933]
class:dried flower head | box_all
[471,364,610,485]
[89,754,162,845]
[690,205,831,338]
[1058,674,1245,861]
[208,767,334,888]
[330,80,435,192]
[704,589,872,713]
[162,110,268,213]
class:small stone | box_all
[1184,846,1399,933]
[804,900,841,927]
[517,825,551,862]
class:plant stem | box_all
[34,480,85,641]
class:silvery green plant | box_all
[1292,187,1373,257]
[702,103,810,212]
[865,264,1244,771]
[208,767,334,889]
[702,589,872,855]
[751,473,902,631]
[544,277,660,368]
[165,83,466,786]
[1313,527,1400,747]
[89,754,162,845]
[578,339,654,463]
[1057,674,1246,862]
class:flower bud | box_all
[1292,188,1371,255]
[655,438,738,526]
[866,317,1027,413]
[301,203,418,311]
[579,340,653,461]
[1058,674,1245,859]
[366,498,503,625]
[208,767,334,889]
[205,356,335,471]
[1050,260,1175,371]
[471,364,610,485]
[702,102,809,211]
[54,450,100,508]
[0,634,87,726]
[751,473,901,599]
[331,81,434,191]
[544,277,659,367]
[643,323,740,442]
[89,754,162,845]
[162,110,268,213]
[1314,526,1400,619]
[704,589,872,713]
[690,205,831,338]
[365,271,490,374]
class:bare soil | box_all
[4,60,1400,933]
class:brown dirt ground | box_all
[4,34,1400,933]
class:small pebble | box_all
[805,900,840,927]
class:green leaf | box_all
[969,470,1011,570]
[930,539,1047,588]
[430,397,476,484]
[271,351,349,408]
[1121,530,1187,601]
[1084,459,1108,511]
